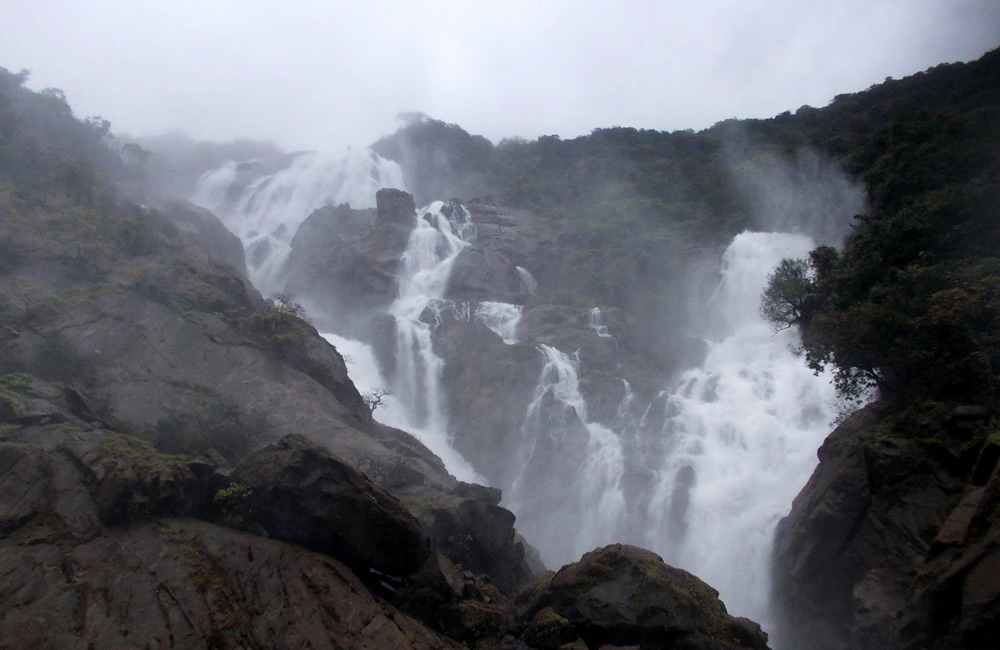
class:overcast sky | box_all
[2,0,998,152]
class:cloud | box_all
[1,0,997,150]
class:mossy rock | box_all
[523,607,575,649]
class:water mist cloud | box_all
[0,1,997,150]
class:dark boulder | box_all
[232,434,431,577]
[523,544,770,650]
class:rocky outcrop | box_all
[0,519,463,650]
[445,203,548,304]
[522,544,771,649]
[232,434,431,577]
[159,200,249,276]
[284,189,416,335]
[399,481,531,594]
[772,401,999,650]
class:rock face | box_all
[160,200,249,276]
[284,189,416,335]
[772,401,1000,650]
[232,433,431,577]
[0,519,462,650]
[524,544,771,650]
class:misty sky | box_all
[2,1,998,152]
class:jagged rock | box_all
[284,190,418,335]
[400,484,532,594]
[232,434,431,577]
[400,553,515,644]
[522,544,770,650]
[159,200,248,276]
[377,187,418,226]
[771,402,995,650]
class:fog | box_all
[2,1,998,150]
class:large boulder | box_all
[772,401,997,650]
[232,434,432,577]
[399,481,532,595]
[283,189,417,335]
[523,544,770,649]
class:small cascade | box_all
[191,150,404,294]
[516,266,538,295]
[386,201,482,482]
[474,301,523,344]
[588,307,612,338]
[508,344,626,566]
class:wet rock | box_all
[523,544,770,649]
[0,519,462,650]
[400,484,532,594]
[232,433,431,577]
[160,200,248,276]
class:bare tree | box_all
[361,387,392,414]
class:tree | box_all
[361,388,392,414]
[760,257,814,331]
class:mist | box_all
[2,1,998,151]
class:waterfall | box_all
[588,307,612,338]
[506,231,836,631]
[474,301,523,344]
[385,201,482,482]
[508,344,627,564]
[638,231,837,628]
[190,150,404,294]
[515,266,538,295]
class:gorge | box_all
[1,45,999,650]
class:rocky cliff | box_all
[772,401,1000,649]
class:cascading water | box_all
[474,301,523,344]
[191,149,838,634]
[508,344,627,561]
[385,201,482,481]
[191,150,404,294]
[636,231,837,628]
[506,231,836,632]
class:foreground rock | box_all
[232,433,431,577]
[522,544,770,650]
[0,519,461,650]
[773,401,1000,650]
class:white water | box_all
[507,231,836,631]
[508,344,627,562]
[388,201,482,482]
[588,307,612,338]
[475,301,523,344]
[516,266,538,295]
[192,152,836,631]
[191,150,404,294]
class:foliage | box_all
[220,293,311,358]
[759,50,1000,405]
[0,372,32,393]
[214,482,255,530]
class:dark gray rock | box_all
[523,544,770,649]
[232,433,431,577]
[160,200,248,276]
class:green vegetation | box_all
[760,51,1000,406]
[0,372,32,393]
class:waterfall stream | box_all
[193,156,838,634]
